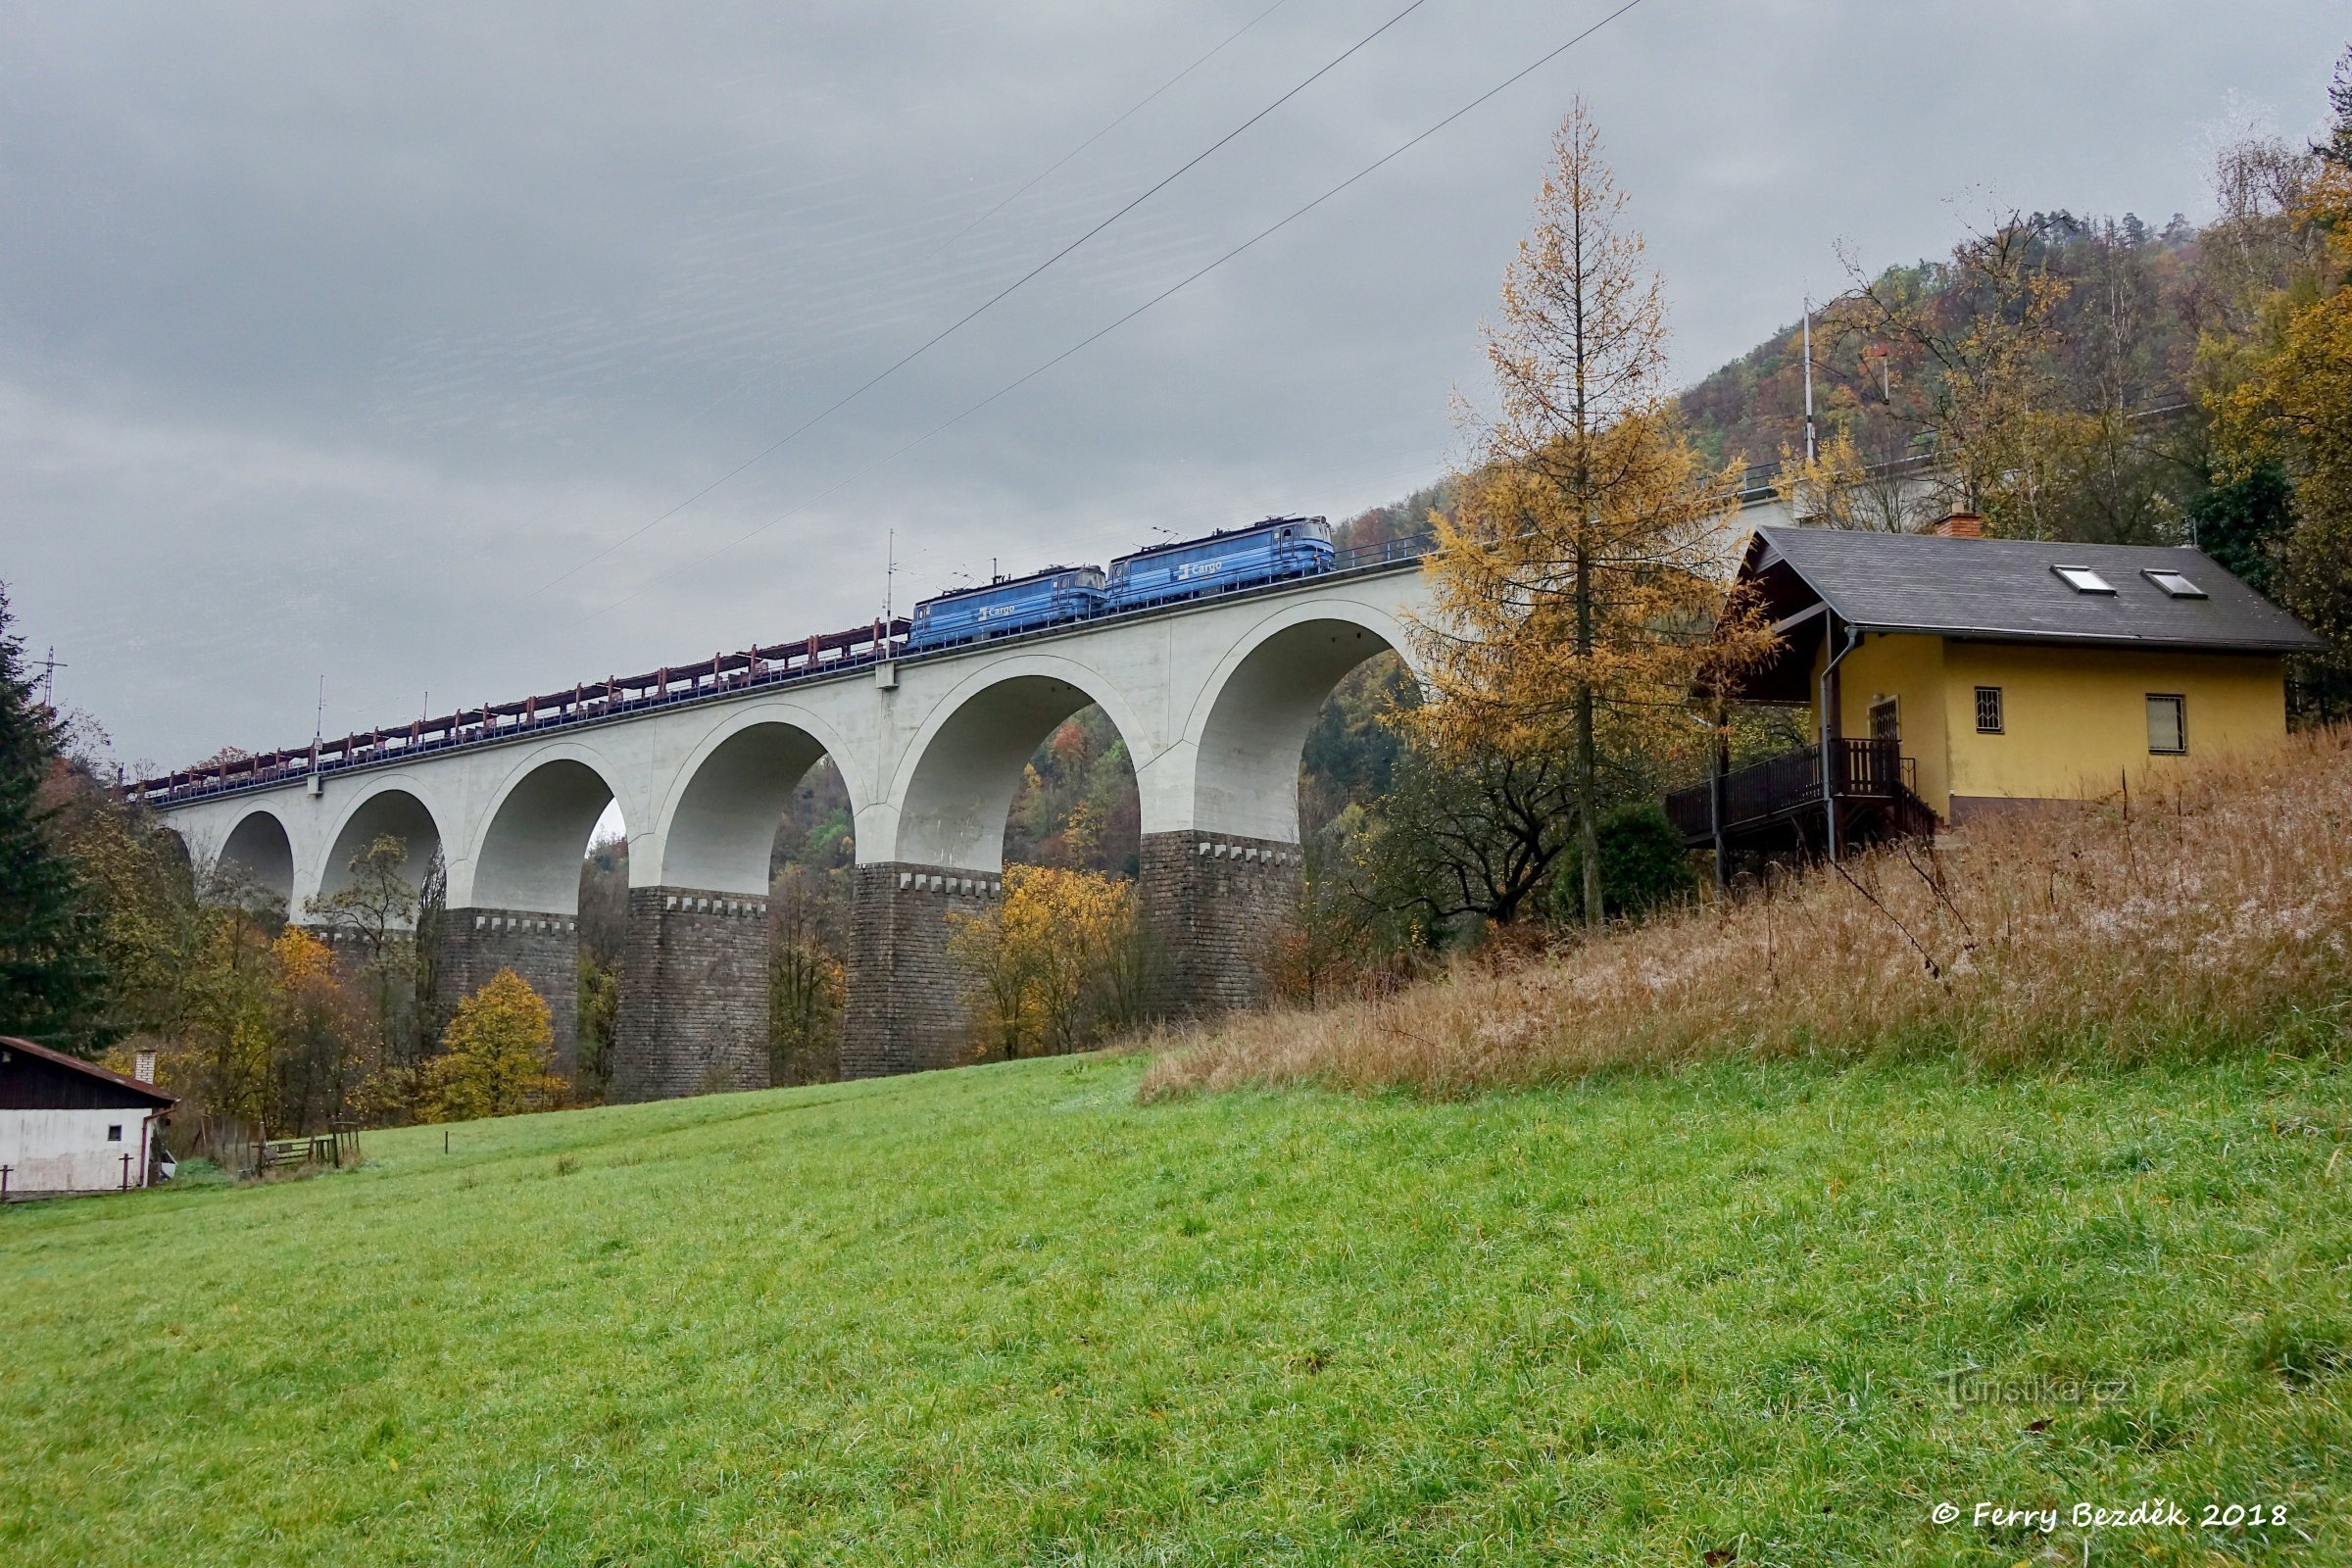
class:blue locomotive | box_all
[905,564,1108,651]
[1105,515,1333,612]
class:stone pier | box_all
[437,907,583,1078]
[612,886,771,1102]
[1137,830,1302,1019]
[841,863,1001,1079]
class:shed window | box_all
[1975,686,2004,733]
[2147,694,2186,756]
[106,1124,122,1142]
[2142,567,2207,598]
[2052,564,2115,594]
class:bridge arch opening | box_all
[659,720,855,897]
[1194,614,1415,844]
[213,808,295,912]
[474,759,622,915]
[895,672,1142,873]
[318,787,442,924]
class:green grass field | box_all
[6,1048,2351,1565]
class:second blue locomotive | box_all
[903,515,1336,652]
[905,564,1106,652]
[1104,515,1333,612]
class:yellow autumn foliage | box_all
[419,968,564,1123]
[947,864,1137,1060]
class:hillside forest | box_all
[5,53,2348,1140]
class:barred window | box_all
[2147,694,2186,755]
[1975,686,2003,734]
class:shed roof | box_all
[1744,527,2322,653]
[0,1036,177,1110]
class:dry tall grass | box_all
[1145,727,2352,1099]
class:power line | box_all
[929,0,1298,259]
[525,0,1435,602]
[444,4,1293,580]
[587,0,1655,620]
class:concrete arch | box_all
[468,744,632,915]
[316,778,445,919]
[1180,599,1419,844]
[886,655,1152,871]
[653,703,866,898]
[214,808,296,910]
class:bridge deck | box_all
[135,531,1432,811]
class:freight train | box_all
[903,516,1335,652]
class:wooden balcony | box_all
[1665,737,1937,855]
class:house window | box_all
[1869,696,1899,742]
[2147,694,2187,755]
[1975,686,2004,733]
[2142,568,2206,599]
[2052,564,2116,594]
[107,1124,122,1142]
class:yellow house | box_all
[1668,520,2322,856]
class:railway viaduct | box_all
[143,553,1432,1097]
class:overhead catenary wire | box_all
[442,3,1294,579]
[928,0,1298,260]
[526,0,1436,603]
[586,0,1656,620]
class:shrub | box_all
[1544,802,1699,925]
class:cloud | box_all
[3,0,2343,768]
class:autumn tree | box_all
[947,864,1137,1059]
[1416,102,1763,925]
[420,968,564,1122]
[1772,426,1915,532]
[768,864,845,1086]
[1840,214,2079,534]
[2210,48,2352,709]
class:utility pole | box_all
[33,647,65,710]
[884,529,897,623]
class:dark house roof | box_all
[1734,527,2322,703]
[0,1036,176,1112]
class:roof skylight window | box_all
[2142,568,2207,599]
[2052,565,2115,595]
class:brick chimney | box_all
[1933,510,1984,539]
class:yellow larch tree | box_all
[1415,100,1765,925]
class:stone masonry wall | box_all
[612,886,770,1102]
[435,909,583,1080]
[841,863,1002,1079]
[1137,830,1302,1019]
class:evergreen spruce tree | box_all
[0,582,107,1053]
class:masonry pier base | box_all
[842,863,1002,1079]
[612,886,770,1102]
[437,907,583,1080]
[1138,830,1301,1020]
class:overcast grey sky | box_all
[4,1,2343,774]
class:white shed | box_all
[0,1036,177,1198]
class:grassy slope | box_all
[6,1051,2351,1566]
